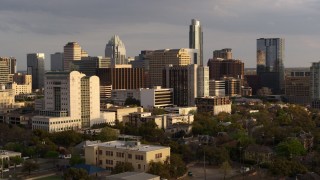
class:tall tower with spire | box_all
[105,35,127,66]
[189,19,203,66]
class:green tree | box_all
[64,167,92,180]
[220,161,232,180]
[152,108,166,115]
[69,154,85,166]
[95,127,119,141]
[148,161,170,179]
[124,97,140,106]
[111,162,134,174]
[50,130,82,147]
[276,139,306,158]
[270,158,307,177]
[10,156,23,172]
[169,154,187,178]
[22,159,39,175]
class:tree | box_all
[152,108,166,115]
[148,161,170,179]
[270,158,307,177]
[44,151,59,168]
[276,139,306,158]
[64,168,92,180]
[169,154,187,178]
[95,127,119,141]
[220,161,232,180]
[69,154,85,166]
[111,162,134,174]
[22,159,39,175]
[10,156,23,172]
[124,97,140,106]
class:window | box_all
[128,154,132,159]
[106,160,113,165]
[155,153,162,159]
[98,150,102,155]
[138,164,141,169]
[116,152,124,158]
[135,155,144,160]
[106,151,113,156]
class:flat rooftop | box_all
[88,140,169,152]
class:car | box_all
[188,171,193,176]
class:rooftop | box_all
[106,171,159,180]
[88,140,169,152]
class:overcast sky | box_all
[1,0,320,70]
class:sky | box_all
[1,0,320,70]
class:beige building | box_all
[195,96,232,115]
[13,73,32,85]
[103,106,143,122]
[6,82,32,95]
[0,86,15,109]
[148,49,193,87]
[164,106,197,115]
[0,150,22,170]
[63,42,88,71]
[85,141,170,172]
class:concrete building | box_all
[257,38,285,94]
[189,19,203,65]
[13,73,32,85]
[0,150,22,170]
[164,106,197,115]
[32,71,111,132]
[0,110,35,127]
[209,80,225,97]
[0,60,10,85]
[224,77,241,97]
[103,106,144,122]
[310,62,320,108]
[63,42,88,71]
[148,49,194,87]
[140,86,173,109]
[105,35,127,65]
[195,96,232,115]
[27,53,45,90]
[285,70,310,105]
[0,86,15,109]
[6,82,32,95]
[50,52,64,71]
[163,64,209,106]
[85,140,170,172]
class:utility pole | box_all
[204,146,206,180]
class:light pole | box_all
[204,147,206,180]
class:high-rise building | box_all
[71,56,111,76]
[149,49,195,88]
[32,71,110,131]
[285,70,310,105]
[51,52,64,71]
[310,62,320,108]
[13,73,32,85]
[27,53,45,90]
[140,86,174,109]
[0,57,16,74]
[207,58,244,81]
[163,64,209,106]
[105,35,126,66]
[195,96,232,115]
[189,19,203,65]
[0,60,9,85]
[213,48,232,60]
[223,77,241,97]
[256,38,285,94]
[63,42,88,71]
[209,80,225,97]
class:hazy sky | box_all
[1,0,320,70]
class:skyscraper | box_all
[256,38,285,94]
[105,35,126,66]
[51,52,64,71]
[27,53,45,90]
[63,42,88,71]
[0,60,9,85]
[189,19,203,66]
[0,57,16,74]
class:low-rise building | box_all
[164,106,197,115]
[111,89,141,106]
[195,96,231,115]
[0,150,22,170]
[103,106,144,122]
[140,86,173,109]
[6,82,32,95]
[0,86,15,109]
[84,141,170,172]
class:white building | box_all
[6,82,32,95]
[140,86,173,109]
[32,71,114,132]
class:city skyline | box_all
[1,0,320,70]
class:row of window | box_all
[98,150,144,160]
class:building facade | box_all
[71,56,110,76]
[209,80,225,97]
[50,52,64,71]
[213,48,233,60]
[256,38,285,94]
[207,58,244,81]
[0,60,10,85]
[189,19,203,65]
[63,42,88,71]
[195,96,232,115]
[27,53,45,90]
[285,71,310,105]
[140,86,173,109]
[105,35,127,65]
[85,141,170,172]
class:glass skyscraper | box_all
[256,38,285,94]
[27,53,45,90]
[189,19,203,66]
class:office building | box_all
[207,58,244,81]
[103,106,143,122]
[85,140,170,172]
[27,53,45,90]
[140,86,173,109]
[0,86,15,109]
[63,42,88,71]
[195,96,232,115]
[0,60,9,85]
[13,73,32,85]
[163,64,209,106]
[310,62,320,108]
[111,89,141,106]
[213,48,233,59]
[6,82,32,95]
[224,77,241,97]
[50,52,64,71]
[256,38,285,94]
[32,71,111,132]
[71,56,110,76]
[0,57,16,74]
[189,19,203,65]
[131,50,153,88]
[105,35,127,65]
[284,70,310,105]
[149,49,194,87]
[209,80,225,96]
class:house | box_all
[244,144,273,164]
